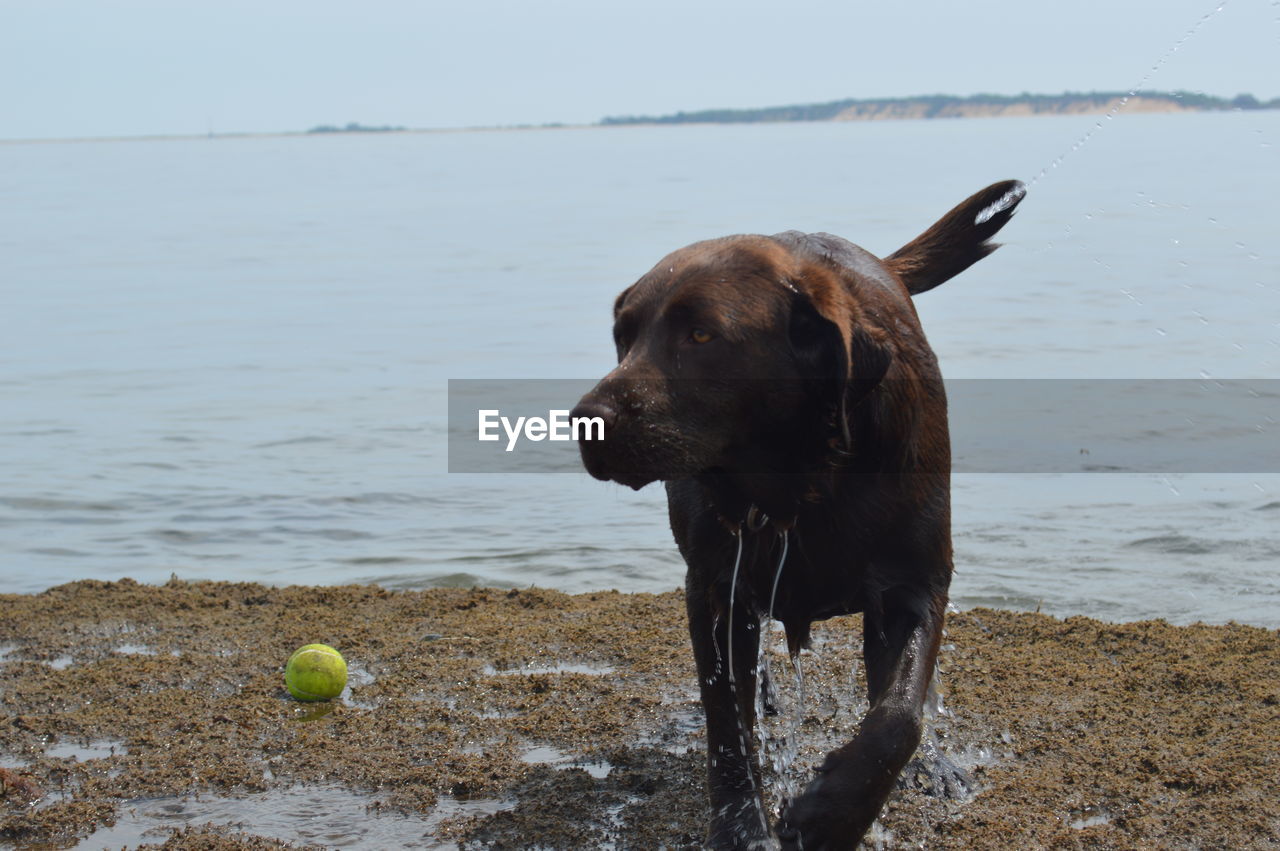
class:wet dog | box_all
[572,180,1024,848]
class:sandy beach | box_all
[1,579,1277,849]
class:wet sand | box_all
[1,579,1277,849]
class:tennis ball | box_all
[285,643,347,701]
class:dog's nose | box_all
[569,399,618,435]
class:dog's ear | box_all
[885,179,1025,295]
[789,291,891,447]
[612,284,634,318]
[846,323,892,403]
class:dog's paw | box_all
[775,775,852,851]
[897,742,974,800]
[706,798,776,850]
[705,835,780,851]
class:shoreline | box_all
[2,102,1272,147]
[2,579,1277,848]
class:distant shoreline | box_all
[0,123,596,146]
[3,90,1277,144]
[601,89,1279,126]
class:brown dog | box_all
[571,180,1024,848]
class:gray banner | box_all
[447,379,1280,474]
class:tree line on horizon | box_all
[306,122,406,134]
[600,90,1279,125]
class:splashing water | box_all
[1026,0,1231,190]
[756,623,809,813]
[786,652,806,783]
[902,669,979,800]
[754,531,809,809]
[925,668,951,722]
[1010,0,1247,377]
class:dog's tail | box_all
[885,179,1026,296]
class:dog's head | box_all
[570,180,1026,492]
[570,234,894,491]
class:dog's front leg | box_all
[777,592,946,850]
[686,574,772,849]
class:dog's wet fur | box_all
[572,180,1025,849]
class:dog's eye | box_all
[689,328,714,344]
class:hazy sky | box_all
[2,0,1277,140]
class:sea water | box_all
[2,113,1278,626]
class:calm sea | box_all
[2,113,1277,626]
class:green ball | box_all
[285,643,347,701]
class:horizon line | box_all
[3,87,1276,146]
